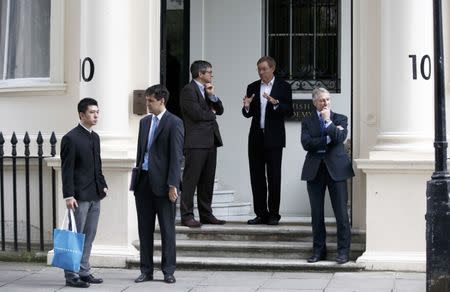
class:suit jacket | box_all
[242,78,293,148]
[301,111,354,181]
[180,80,223,149]
[61,124,108,201]
[135,111,184,196]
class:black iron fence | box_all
[0,131,57,252]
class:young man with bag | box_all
[60,98,108,288]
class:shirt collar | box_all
[261,76,275,86]
[193,79,205,95]
[152,109,166,121]
[79,123,92,133]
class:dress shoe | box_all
[247,216,267,225]
[336,253,349,264]
[80,274,103,284]
[164,274,176,284]
[65,278,90,288]
[181,218,202,228]
[201,216,226,225]
[135,273,153,283]
[266,217,280,225]
[307,252,327,263]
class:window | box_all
[266,0,340,92]
[0,0,50,80]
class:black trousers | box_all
[248,129,283,220]
[135,171,176,275]
[307,161,351,255]
[180,148,217,221]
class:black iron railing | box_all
[0,131,57,252]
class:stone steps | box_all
[127,220,366,271]
[155,223,365,243]
[126,256,365,272]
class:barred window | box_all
[266,0,340,92]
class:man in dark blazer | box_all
[301,87,354,264]
[133,85,183,284]
[242,56,293,225]
[61,98,108,288]
[179,60,226,227]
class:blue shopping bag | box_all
[51,209,85,272]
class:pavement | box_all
[0,262,425,292]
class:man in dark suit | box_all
[179,60,226,228]
[133,85,183,284]
[61,98,108,288]
[242,56,293,225]
[301,87,354,264]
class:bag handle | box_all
[60,209,77,233]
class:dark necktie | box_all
[319,115,325,136]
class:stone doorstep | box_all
[153,224,366,243]
[126,255,365,272]
[138,239,365,260]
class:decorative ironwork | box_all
[286,78,340,92]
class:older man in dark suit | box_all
[301,87,354,264]
[61,98,108,288]
[179,60,226,227]
[242,56,293,226]
[133,85,184,284]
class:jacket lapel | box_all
[141,116,152,153]
[151,111,168,146]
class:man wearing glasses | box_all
[179,60,226,228]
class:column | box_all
[372,0,434,158]
[355,0,434,271]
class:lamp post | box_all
[426,0,450,291]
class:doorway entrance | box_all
[160,0,190,118]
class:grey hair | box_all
[312,87,330,101]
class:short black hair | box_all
[78,98,98,114]
[190,60,212,79]
[145,84,170,103]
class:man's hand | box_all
[320,107,331,121]
[243,94,255,109]
[204,83,215,97]
[168,186,178,203]
[103,188,108,196]
[263,92,279,105]
[66,198,78,210]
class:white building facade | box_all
[1,0,449,271]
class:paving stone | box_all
[262,278,330,290]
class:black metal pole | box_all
[0,132,4,251]
[37,132,44,251]
[24,132,31,252]
[426,0,450,291]
[50,132,57,230]
[11,133,18,251]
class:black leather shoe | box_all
[80,274,103,284]
[181,218,202,228]
[201,216,226,225]
[135,273,153,283]
[266,217,280,225]
[247,216,267,225]
[65,278,90,288]
[307,253,327,263]
[336,253,349,264]
[164,274,176,284]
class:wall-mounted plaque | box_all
[287,99,314,122]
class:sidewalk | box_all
[0,261,424,292]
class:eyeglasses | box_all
[202,70,213,74]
